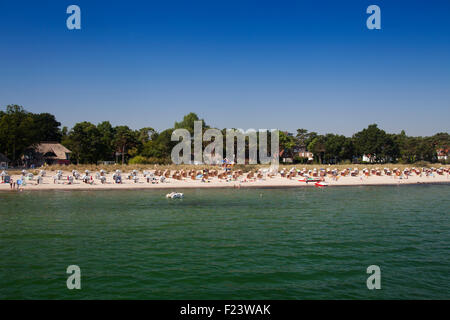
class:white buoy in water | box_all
[166,192,184,199]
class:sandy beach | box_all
[1,167,449,191]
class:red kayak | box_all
[315,182,328,187]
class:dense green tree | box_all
[113,126,138,164]
[174,112,207,135]
[295,129,318,151]
[353,124,398,162]
[416,137,436,162]
[61,126,69,139]
[279,131,296,160]
[96,121,116,161]
[142,129,175,160]
[308,135,327,164]
[429,132,450,150]
[137,127,156,145]
[1,105,448,166]
[323,134,354,163]
[0,105,35,163]
[295,129,309,148]
[31,113,62,142]
[62,122,103,164]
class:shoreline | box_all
[1,176,449,192]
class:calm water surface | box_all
[0,185,449,299]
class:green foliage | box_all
[323,134,354,163]
[0,107,448,166]
[352,124,398,162]
[0,105,62,164]
[96,121,116,161]
[174,112,207,135]
[113,126,138,164]
[129,155,150,164]
[429,132,450,149]
[62,122,103,164]
[142,129,175,160]
[279,131,296,159]
[31,113,62,142]
[136,127,156,145]
[308,136,327,164]
[296,129,317,149]
[293,156,309,164]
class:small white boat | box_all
[315,181,328,187]
[166,192,184,199]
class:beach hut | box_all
[1,170,9,183]
[113,170,121,183]
[25,142,71,166]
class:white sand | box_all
[1,170,449,191]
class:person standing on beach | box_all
[10,178,13,189]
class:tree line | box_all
[0,105,448,165]
[280,126,449,164]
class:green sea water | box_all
[0,185,449,299]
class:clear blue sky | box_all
[1,0,449,136]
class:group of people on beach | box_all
[1,169,40,191]
[7,178,22,190]
[1,165,449,190]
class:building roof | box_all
[33,142,71,160]
[0,153,10,162]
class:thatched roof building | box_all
[25,142,72,166]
